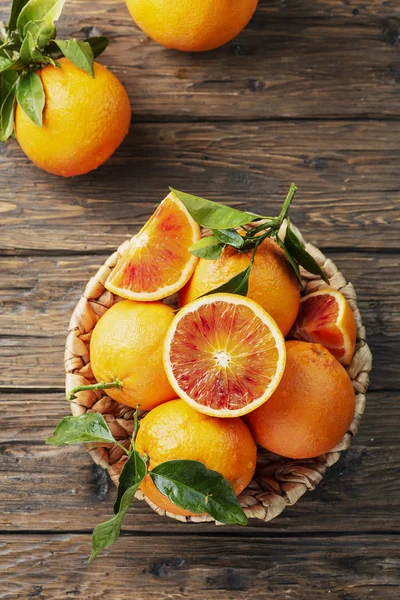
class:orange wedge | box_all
[105,192,201,301]
[291,288,357,365]
[163,293,286,418]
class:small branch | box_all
[67,379,123,402]
[131,405,141,449]
[278,182,297,224]
[114,441,129,456]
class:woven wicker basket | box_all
[65,224,372,524]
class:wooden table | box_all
[1,1,399,598]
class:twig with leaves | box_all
[46,408,248,561]
[172,183,328,296]
[0,0,108,139]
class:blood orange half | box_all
[291,288,356,365]
[163,293,286,418]
[105,192,201,301]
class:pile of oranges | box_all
[86,191,357,517]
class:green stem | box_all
[131,405,141,450]
[244,219,278,238]
[67,379,123,402]
[114,441,129,456]
[277,182,297,224]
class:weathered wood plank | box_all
[1,533,399,600]
[0,252,397,389]
[1,0,398,120]
[1,121,399,254]
[1,390,398,534]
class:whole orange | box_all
[135,399,257,516]
[15,58,131,177]
[90,300,176,410]
[245,341,356,459]
[179,238,301,336]
[125,0,259,52]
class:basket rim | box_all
[64,223,372,524]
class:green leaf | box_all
[212,228,244,249]
[113,450,146,514]
[0,79,17,141]
[189,236,223,260]
[0,55,20,73]
[277,238,301,283]
[86,36,109,59]
[150,460,248,525]
[285,224,329,283]
[203,264,252,297]
[171,188,256,229]
[17,0,65,35]
[46,413,116,446]
[9,0,30,30]
[16,70,44,126]
[20,31,43,64]
[0,70,18,105]
[23,19,56,48]
[90,478,144,562]
[55,39,94,76]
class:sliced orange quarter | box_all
[291,288,357,365]
[105,192,201,301]
[163,293,286,418]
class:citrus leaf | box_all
[0,79,17,141]
[23,19,56,48]
[202,264,252,297]
[20,31,43,64]
[9,0,30,30]
[17,0,65,35]
[0,55,20,73]
[86,36,109,58]
[212,228,244,249]
[55,39,94,76]
[277,238,301,283]
[285,224,329,283]
[150,460,248,525]
[0,70,18,105]
[170,188,257,229]
[189,236,223,260]
[90,479,143,562]
[113,450,147,514]
[45,413,116,446]
[16,69,44,126]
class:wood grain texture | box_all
[1,533,399,600]
[1,390,398,534]
[0,0,399,593]
[1,121,399,254]
[1,0,399,120]
[0,252,397,390]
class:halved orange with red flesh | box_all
[105,192,201,301]
[291,288,357,365]
[163,293,286,418]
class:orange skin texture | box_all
[179,238,301,336]
[15,58,131,177]
[292,289,357,365]
[245,341,356,459]
[135,399,257,516]
[90,300,176,410]
[125,0,259,52]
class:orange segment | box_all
[163,293,286,418]
[105,192,201,301]
[292,288,357,365]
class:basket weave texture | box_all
[65,225,372,524]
